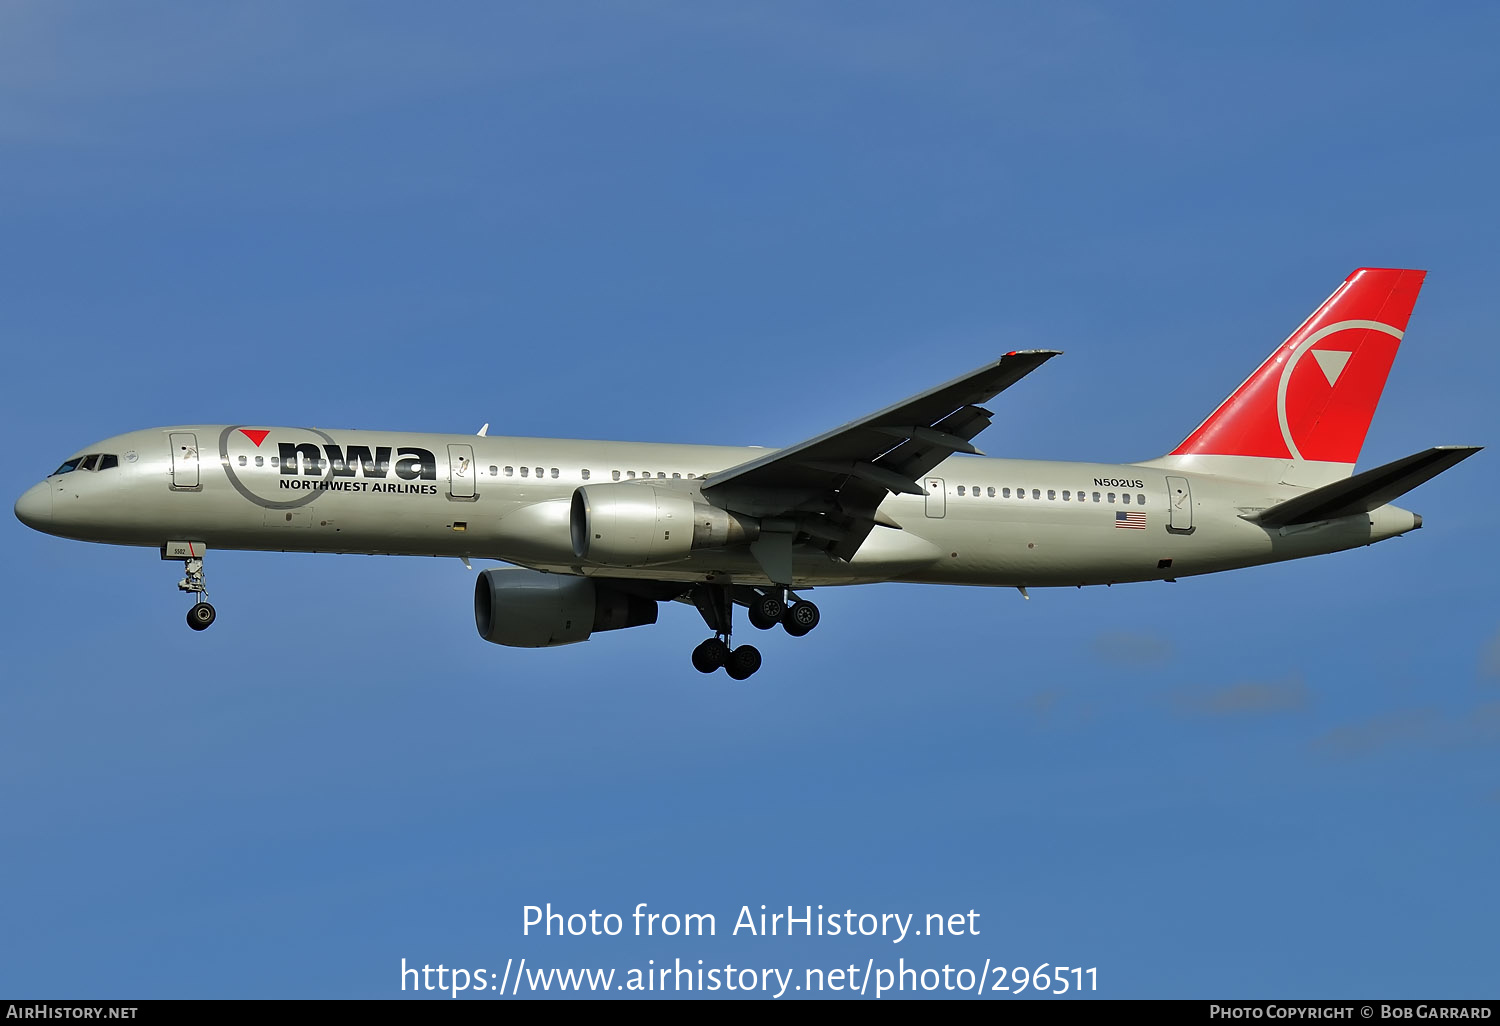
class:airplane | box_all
[12,267,1480,679]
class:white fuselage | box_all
[15,425,1422,590]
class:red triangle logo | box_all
[240,429,270,447]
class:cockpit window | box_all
[50,453,119,475]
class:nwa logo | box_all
[276,442,437,481]
[218,425,440,510]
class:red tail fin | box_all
[1171,268,1426,469]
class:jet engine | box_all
[474,568,658,647]
[570,484,758,566]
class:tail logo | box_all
[1275,319,1403,462]
[1312,350,1352,387]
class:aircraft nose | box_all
[14,482,52,529]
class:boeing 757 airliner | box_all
[13,268,1479,678]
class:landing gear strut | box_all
[164,543,216,631]
[690,583,761,680]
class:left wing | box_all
[702,350,1061,564]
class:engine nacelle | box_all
[570,484,757,566]
[473,568,657,648]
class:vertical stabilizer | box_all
[1142,268,1426,487]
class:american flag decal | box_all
[1115,511,1147,529]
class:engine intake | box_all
[570,484,757,566]
[474,568,657,648]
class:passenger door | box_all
[1166,476,1192,531]
[168,432,200,490]
[448,443,477,500]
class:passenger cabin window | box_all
[1031,489,1040,500]
[254,456,263,467]
[1062,490,1070,501]
[1047,489,1056,500]
[1138,494,1146,505]
[1002,487,1011,498]
[238,456,247,466]
[551,468,559,479]
[987,486,995,497]
[612,470,621,481]
[489,465,498,476]
[520,466,529,478]
[504,466,514,477]
[957,485,966,496]
[1121,493,1130,504]
[535,467,543,479]
[582,469,591,480]
[1092,492,1101,502]
[627,471,636,479]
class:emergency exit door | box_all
[924,478,945,518]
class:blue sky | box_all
[2,1,1496,999]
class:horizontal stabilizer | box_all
[1246,445,1481,527]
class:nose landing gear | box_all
[164,542,216,631]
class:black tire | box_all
[187,602,216,631]
[691,638,730,673]
[725,644,762,680]
[748,594,783,630]
[782,600,819,636]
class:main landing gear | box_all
[689,584,821,679]
[746,590,820,636]
[164,543,217,631]
[690,583,763,680]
